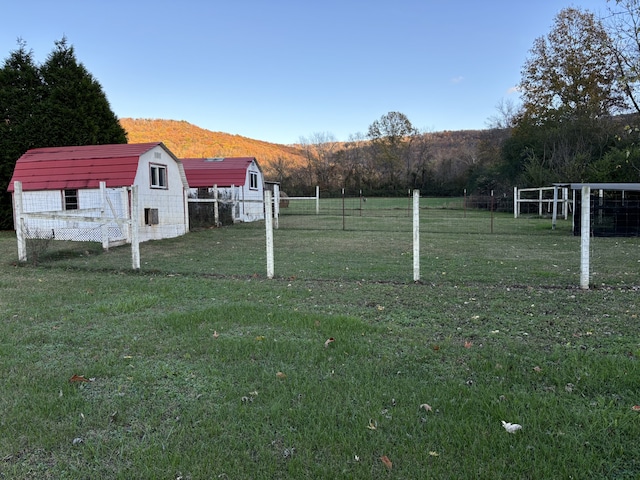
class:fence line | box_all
[284,186,320,214]
[266,187,608,289]
[514,185,572,221]
[13,180,141,269]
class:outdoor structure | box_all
[565,183,640,237]
[8,142,190,248]
[182,157,265,223]
[514,186,572,221]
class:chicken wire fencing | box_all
[12,182,186,269]
[276,188,566,235]
[268,192,640,288]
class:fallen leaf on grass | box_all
[324,337,335,348]
[429,451,439,457]
[367,419,377,430]
[464,340,473,349]
[213,331,220,339]
[533,366,542,372]
[276,371,287,379]
[69,374,91,383]
[420,403,433,412]
[501,420,522,433]
[631,405,640,411]
[380,455,392,469]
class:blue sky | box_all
[2,0,609,145]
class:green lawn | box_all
[1,214,639,479]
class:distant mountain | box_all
[120,118,308,174]
[120,118,503,182]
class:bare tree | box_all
[298,132,339,190]
[606,0,640,113]
[486,98,520,130]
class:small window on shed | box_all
[249,171,258,190]
[150,164,168,189]
[144,208,159,225]
[64,189,78,210]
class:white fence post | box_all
[580,186,591,289]
[265,190,274,278]
[551,185,558,230]
[14,181,27,262]
[273,184,280,229]
[213,185,219,226]
[315,186,320,215]
[100,181,109,250]
[513,186,518,218]
[122,187,131,243]
[413,189,420,282]
[538,188,543,216]
[130,185,140,270]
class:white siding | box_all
[133,146,188,241]
[240,161,264,222]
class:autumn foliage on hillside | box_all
[119,118,307,177]
[120,117,511,196]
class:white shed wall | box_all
[133,146,189,241]
[239,161,265,222]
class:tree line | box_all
[270,116,509,197]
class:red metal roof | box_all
[181,157,259,188]
[7,143,165,192]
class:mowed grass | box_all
[1,209,640,479]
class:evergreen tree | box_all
[0,40,45,229]
[0,37,127,229]
[39,37,127,145]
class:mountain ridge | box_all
[120,118,308,172]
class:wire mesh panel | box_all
[573,191,640,237]
[278,190,570,235]
[17,187,129,243]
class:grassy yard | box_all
[1,212,640,479]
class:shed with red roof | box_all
[8,142,190,244]
[182,157,264,223]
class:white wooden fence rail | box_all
[12,181,140,269]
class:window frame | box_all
[144,208,159,225]
[249,171,259,190]
[150,163,168,189]
[63,189,79,210]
